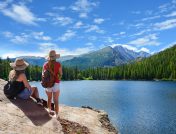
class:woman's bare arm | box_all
[20,74,32,90]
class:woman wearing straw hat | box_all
[9,58,42,104]
[43,50,62,118]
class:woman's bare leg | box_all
[31,87,39,99]
[53,90,60,115]
[46,91,52,112]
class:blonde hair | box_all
[9,69,25,81]
[48,60,55,73]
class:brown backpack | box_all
[41,64,55,88]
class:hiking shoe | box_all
[36,98,43,106]
[53,113,60,119]
[46,109,55,116]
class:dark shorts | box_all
[18,88,32,99]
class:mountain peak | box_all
[102,46,113,50]
[12,45,150,69]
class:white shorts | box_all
[45,83,60,92]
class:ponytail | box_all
[48,60,55,72]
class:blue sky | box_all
[0,0,176,58]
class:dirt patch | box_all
[58,118,90,134]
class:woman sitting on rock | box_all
[9,58,42,105]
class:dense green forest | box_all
[81,45,176,80]
[0,45,176,81]
[0,57,42,81]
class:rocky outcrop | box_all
[82,106,117,133]
[0,79,118,134]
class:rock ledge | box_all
[0,79,118,134]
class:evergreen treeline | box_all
[0,58,42,81]
[81,45,176,80]
[0,45,176,81]
[0,57,11,80]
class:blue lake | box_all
[30,80,176,134]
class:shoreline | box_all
[29,79,176,82]
[0,79,118,134]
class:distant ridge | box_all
[9,45,150,69]
[62,45,150,69]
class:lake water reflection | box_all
[30,80,176,134]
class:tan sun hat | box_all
[10,58,29,71]
[46,50,60,61]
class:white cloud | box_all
[107,37,114,43]
[104,37,114,43]
[131,11,141,15]
[141,15,160,21]
[58,47,94,56]
[139,47,150,53]
[111,44,138,51]
[3,31,28,44]
[53,6,66,11]
[57,47,95,56]
[53,16,73,26]
[158,1,176,14]
[1,44,95,58]
[121,44,138,51]
[1,51,45,59]
[70,47,94,55]
[85,42,93,46]
[37,17,47,22]
[0,3,38,25]
[113,32,126,37]
[131,31,146,37]
[110,44,150,53]
[70,0,98,18]
[58,30,76,41]
[20,0,33,4]
[2,31,13,38]
[79,12,88,18]
[85,25,105,33]
[158,3,170,13]
[32,32,51,41]
[11,34,28,44]
[154,19,176,30]
[130,29,151,37]
[46,12,73,26]
[0,0,12,10]
[119,32,125,35]
[94,18,104,24]
[39,43,58,52]
[129,23,144,29]
[128,34,160,46]
[74,21,83,28]
[165,11,176,17]
[2,31,52,43]
[39,42,94,56]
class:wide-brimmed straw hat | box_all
[10,58,29,71]
[46,50,60,61]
